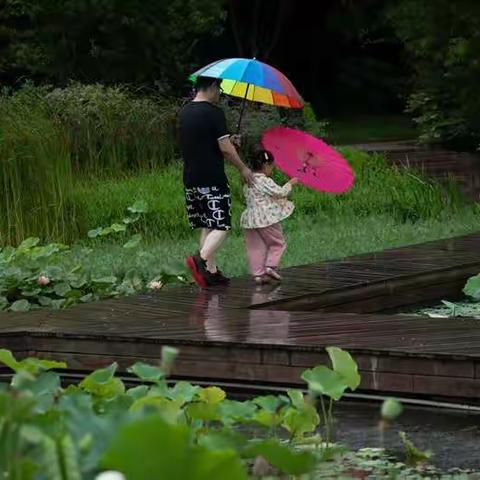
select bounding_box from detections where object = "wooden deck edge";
[5,334,479,400]
[2,328,480,360]
[252,262,480,312]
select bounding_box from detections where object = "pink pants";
[244,223,287,276]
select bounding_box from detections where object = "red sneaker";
[186,254,209,288]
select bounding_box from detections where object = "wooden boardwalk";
[1,233,480,400]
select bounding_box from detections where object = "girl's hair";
[250,148,274,172]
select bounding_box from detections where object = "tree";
[0,0,225,91]
[227,0,292,60]
[389,0,480,149]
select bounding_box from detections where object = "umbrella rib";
[232,79,242,97]
[239,59,254,85]
[196,58,227,76]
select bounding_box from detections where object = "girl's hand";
[288,178,299,186]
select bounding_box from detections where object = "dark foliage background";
[1,0,479,147]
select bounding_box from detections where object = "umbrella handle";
[236,83,251,134]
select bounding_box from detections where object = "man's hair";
[196,76,222,91]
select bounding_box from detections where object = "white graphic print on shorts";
[185,186,231,230]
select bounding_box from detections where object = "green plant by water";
[416,273,480,319]
[0,346,461,479]
[0,347,471,479]
[0,201,187,312]
[0,347,357,479]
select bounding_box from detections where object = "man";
[178,76,254,287]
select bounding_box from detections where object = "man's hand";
[230,134,242,148]
[241,166,255,185]
[218,136,253,184]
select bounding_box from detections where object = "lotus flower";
[37,275,50,286]
[148,280,163,290]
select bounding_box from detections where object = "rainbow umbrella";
[190,58,303,131]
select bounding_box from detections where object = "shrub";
[0,82,466,246]
[222,99,327,148]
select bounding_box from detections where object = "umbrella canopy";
[262,127,355,194]
[190,58,304,109]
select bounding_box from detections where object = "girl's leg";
[244,229,268,277]
[200,229,228,274]
[258,223,287,270]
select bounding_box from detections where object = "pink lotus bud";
[37,275,50,286]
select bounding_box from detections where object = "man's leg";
[199,229,218,273]
[200,229,228,273]
[200,185,231,275]
[186,186,230,287]
[185,188,212,288]
[199,228,211,249]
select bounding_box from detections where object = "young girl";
[240,148,297,284]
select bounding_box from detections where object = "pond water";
[335,400,480,470]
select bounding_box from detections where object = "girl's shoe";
[265,267,282,281]
[254,275,271,285]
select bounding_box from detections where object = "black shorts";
[185,185,231,231]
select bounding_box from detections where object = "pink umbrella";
[262,127,355,193]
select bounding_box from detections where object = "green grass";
[67,146,478,279]
[325,115,418,144]
[70,208,480,279]
[73,148,464,242]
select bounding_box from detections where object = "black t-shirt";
[178,101,229,188]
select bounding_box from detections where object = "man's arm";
[218,136,254,184]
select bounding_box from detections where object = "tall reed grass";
[0,83,180,244]
[46,83,178,174]
[0,93,75,245]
